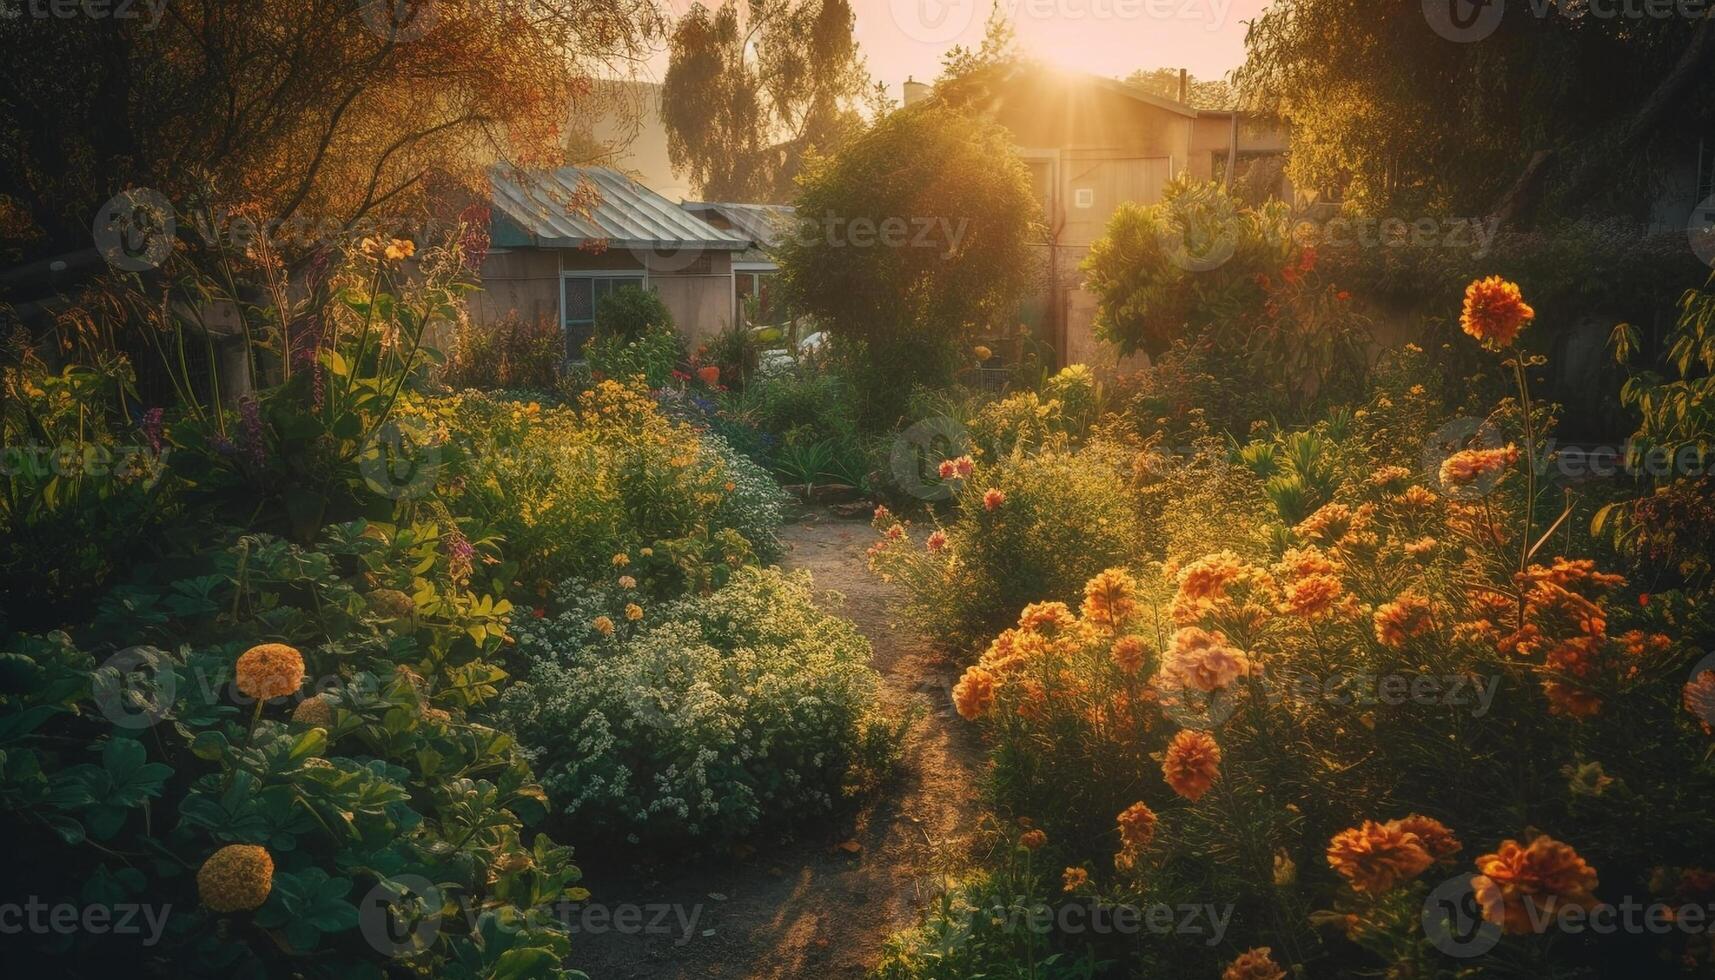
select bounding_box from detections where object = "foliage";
[1234,0,1714,219]
[593,285,674,344]
[440,310,562,390]
[497,566,899,845]
[661,0,878,201]
[1124,67,1233,110]
[0,349,173,630]
[867,443,1141,652]
[1082,178,1368,421]
[0,522,582,978]
[880,280,1715,978]
[0,0,655,268]
[776,102,1039,426]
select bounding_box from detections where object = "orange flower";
[1280,573,1343,617]
[235,643,305,700]
[1222,947,1286,980]
[1472,836,1599,934]
[1163,729,1221,801]
[1018,601,1077,634]
[1110,635,1147,673]
[1327,820,1433,895]
[592,615,615,636]
[1440,444,1520,488]
[1062,866,1089,892]
[1019,828,1047,850]
[1403,536,1438,557]
[1116,801,1158,848]
[291,695,333,727]
[197,844,274,912]
[1164,627,1249,692]
[983,488,1005,511]
[953,667,996,720]
[926,530,948,552]
[1374,592,1435,647]
[624,602,643,621]
[1684,669,1715,734]
[383,238,416,262]
[1081,567,1140,628]
[1392,814,1463,862]
[1461,276,1534,349]
[696,364,720,386]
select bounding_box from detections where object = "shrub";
[497,567,900,845]
[593,285,674,343]
[0,521,578,977]
[867,442,1142,651]
[440,309,562,390]
[585,326,683,389]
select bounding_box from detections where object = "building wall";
[471,246,736,355]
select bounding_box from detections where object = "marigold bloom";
[1296,502,1370,547]
[1222,947,1286,980]
[1018,601,1077,634]
[1082,567,1140,628]
[1062,866,1089,892]
[1163,729,1221,801]
[1116,801,1158,848]
[618,575,637,589]
[1440,444,1520,488]
[1374,592,1435,647]
[1327,820,1433,895]
[1396,485,1439,509]
[1164,627,1249,692]
[1281,573,1343,617]
[953,667,996,720]
[383,238,416,262]
[198,844,274,912]
[612,552,630,567]
[1392,814,1462,861]
[1019,829,1047,850]
[592,615,615,636]
[235,643,305,700]
[1472,836,1599,934]
[624,603,643,621]
[1111,635,1147,673]
[291,694,333,727]
[983,488,1005,511]
[1403,536,1438,557]
[926,530,948,552]
[697,365,720,386]
[1684,669,1715,734]
[1461,276,1534,348]
[1370,465,1413,487]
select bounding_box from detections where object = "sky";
[643,0,1272,96]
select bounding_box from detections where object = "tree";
[661,0,877,202]
[1124,68,1234,110]
[776,102,1037,424]
[939,2,1018,82]
[1234,0,1715,220]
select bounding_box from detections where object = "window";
[562,274,645,356]
[1074,188,1095,209]
[736,271,779,325]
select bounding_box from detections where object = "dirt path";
[571,510,987,980]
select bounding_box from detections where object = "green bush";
[497,567,899,845]
[593,285,673,343]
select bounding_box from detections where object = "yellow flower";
[612,553,630,567]
[384,238,416,262]
[624,603,643,621]
[235,643,305,700]
[291,695,333,727]
[197,844,274,912]
[592,616,615,636]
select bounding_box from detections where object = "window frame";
[559,270,649,358]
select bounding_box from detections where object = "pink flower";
[927,530,948,552]
[983,488,1005,511]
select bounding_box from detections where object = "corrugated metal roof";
[489,166,751,251]
[680,202,796,248]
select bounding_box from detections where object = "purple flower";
[238,395,266,467]
[139,407,164,453]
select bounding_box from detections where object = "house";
[473,166,754,354]
[678,201,795,327]
[909,66,1291,372]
